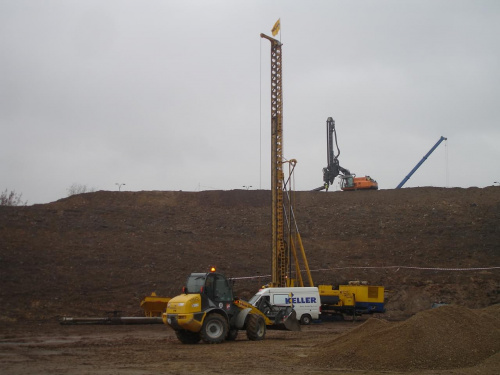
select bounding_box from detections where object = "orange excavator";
[313,117,378,192]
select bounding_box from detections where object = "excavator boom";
[314,117,351,191]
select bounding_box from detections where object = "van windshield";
[248,294,260,305]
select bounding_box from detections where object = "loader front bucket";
[282,309,301,331]
[269,308,301,331]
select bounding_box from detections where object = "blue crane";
[396,136,447,189]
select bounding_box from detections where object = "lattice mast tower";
[260,33,288,287]
[260,33,314,288]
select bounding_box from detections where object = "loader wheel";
[246,314,266,341]
[200,313,228,344]
[226,328,238,341]
[175,330,201,344]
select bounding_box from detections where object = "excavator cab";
[340,175,379,191]
[340,175,355,190]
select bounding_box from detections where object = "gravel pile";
[311,304,500,371]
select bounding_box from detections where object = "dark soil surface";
[0,187,499,374]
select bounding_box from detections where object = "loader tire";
[200,313,228,344]
[246,314,266,341]
[175,330,201,344]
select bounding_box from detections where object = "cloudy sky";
[1,1,499,204]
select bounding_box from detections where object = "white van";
[248,287,321,325]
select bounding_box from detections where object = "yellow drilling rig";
[260,33,384,318]
[260,33,313,289]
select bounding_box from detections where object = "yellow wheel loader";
[163,269,300,344]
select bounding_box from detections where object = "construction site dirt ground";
[1,187,499,373]
[1,310,499,375]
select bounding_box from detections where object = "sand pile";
[310,304,500,371]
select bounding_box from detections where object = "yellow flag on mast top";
[271,19,280,36]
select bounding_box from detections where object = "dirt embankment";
[0,187,499,322]
[0,187,499,375]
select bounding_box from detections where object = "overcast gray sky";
[1,1,499,204]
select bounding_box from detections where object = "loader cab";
[185,272,234,305]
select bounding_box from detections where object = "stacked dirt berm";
[308,304,500,371]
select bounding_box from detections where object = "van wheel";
[200,313,228,344]
[300,314,312,325]
[246,314,266,341]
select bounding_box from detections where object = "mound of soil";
[0,187,499,323]
[309,304,500,371]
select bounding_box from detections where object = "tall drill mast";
[260,33,287,287]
